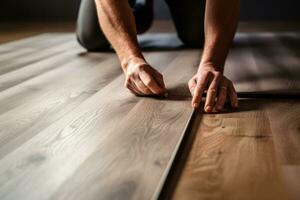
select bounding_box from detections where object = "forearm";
[201,0,240,71]
[95,0,143,70]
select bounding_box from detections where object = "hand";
[188,63,238,112]
[123,57,167,96]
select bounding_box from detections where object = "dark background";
[0,0,300,21]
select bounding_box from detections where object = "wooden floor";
[0,22,300,200]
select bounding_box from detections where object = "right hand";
[123,57,167,96]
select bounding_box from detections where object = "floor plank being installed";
[170,32,300,200]
[0,28,299,200]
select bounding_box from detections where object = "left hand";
[188,63,238,113]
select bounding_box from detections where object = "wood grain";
[172,31,300,200]
[0,30,299,200]
[0,34,198,200]
[266,101,300,200]
[172,100,289,200]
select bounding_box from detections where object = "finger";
[152,72,168,97]
[127,85,139,95]
[135,77,153,95]
[192,74,210,108]
[152,70,166,90]
[126,78,141,96]
[128,80,143,96]
[188,77,197,95]
[228,82,239,108]
[215,82,228,111]
[205,73,222,112]
[140,70,164,95]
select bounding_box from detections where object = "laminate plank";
[51,50,200,200]
[0,50,199,200]
[249,33,300,91]
[266,101,300,200]
[0,48,178,113]
[0,48,82,91]
[172,100,289,200]
[0,50,179,161]
[266,101,300,165]
[0,50,60,76]
[0,75,138,200]
[0,34,73,50]
[225,38,261,92]
[0,54,120,156]
[0,37,79,76]
[226,32,300,94]
[0,52,104,113]
[172,32,300,200]
[0,34,50,50]
[0,48,36,61]
[138,33,183,50]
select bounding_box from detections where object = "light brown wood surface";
[172,31,300,200]
[0,24,299,200]
[172,100,300,200]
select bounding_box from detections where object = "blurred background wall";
[0,0,300,21]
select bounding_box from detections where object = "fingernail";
[206,106,212,112]
[193,103,198,108]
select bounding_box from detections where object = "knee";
[136,16,153,34]
[76,28,110,52]
[177,29,205,48]
[134,2,154,34]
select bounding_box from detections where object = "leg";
[133,0,154,34]
[76,0,110,51]
[165,0,206,48]
[76,0,154,51]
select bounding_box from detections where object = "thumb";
[188,78,197,96]
[153,72,166,90]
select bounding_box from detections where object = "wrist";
[121,55,147,73]
[199,61,224,73]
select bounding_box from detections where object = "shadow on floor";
[232,32,300,84]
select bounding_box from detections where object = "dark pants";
[76,0,205,51]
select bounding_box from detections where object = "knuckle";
[145,89,151,94]
[196,83,205,90]
[203,70,210,76]
[157,73,163,78]
[214,72,222,81]
[155,90,162,95]
[215,71,222,76]
[209,88,217,94]
[157,74,163,81]
[137,64,148,71]
[214,72,222,79]
[127,72,134,78]
[144,78,153,87]
[125,82,130,88]
[125,79,131,86]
